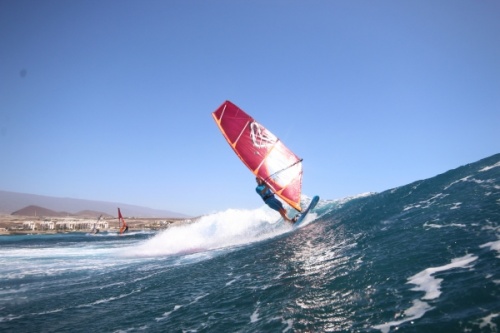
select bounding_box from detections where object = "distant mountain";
[11,206,113,218]
[0,190,190,218]
[12,205,69,217]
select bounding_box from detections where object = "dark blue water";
[1,154,499,332]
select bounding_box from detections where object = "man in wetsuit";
[255,177,298,223]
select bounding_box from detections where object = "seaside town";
[0,213,194,235]
[0,191,196,235]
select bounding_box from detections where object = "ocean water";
[1,153,499,333]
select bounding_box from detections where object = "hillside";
[12,205,69,217]
[0,190,190,218]
[10,205,113,218]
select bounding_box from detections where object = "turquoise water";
[1,154,499,332]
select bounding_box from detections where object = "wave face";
[0,153,499,333]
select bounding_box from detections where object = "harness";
[263,194,273,201]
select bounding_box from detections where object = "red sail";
[212,100,303,212]
[118,208,128,234]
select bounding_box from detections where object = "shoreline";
[0,214,199,236]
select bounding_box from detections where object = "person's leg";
[267,198,293,223]
[279,208,293,223]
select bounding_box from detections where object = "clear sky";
[1,1,499,216]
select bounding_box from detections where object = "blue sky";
[1,1,499,216]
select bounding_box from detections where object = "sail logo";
[249,121,276,148]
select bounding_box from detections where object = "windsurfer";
[118,208,129,234]
[256,177,298,223]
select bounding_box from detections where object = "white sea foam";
[155,305,182,321]
[323,192,375,209]
[0,314,24,323]
[373,299,434,333]
[404,193,447,211]
[444,175,496,191]
[77,290,139,308]
[480,161,500,172]
[250,302,260,323]
[225,277,239,286]
[408,253,477,300]
[423,222,466,229]
[155,293,208,321]
[480,240,500,258]
[374,254,478,333]
[127,206,292,257]
[0,241,129,280]
[478,313,499,331]
[444,176,472,190]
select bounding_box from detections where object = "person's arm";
[262,182,272,195]
[258,184,267,195]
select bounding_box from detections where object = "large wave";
[127,206,295,257]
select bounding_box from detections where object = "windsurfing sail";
[212,100,303,212]
[118,208,128,234]
[91,215,102,234]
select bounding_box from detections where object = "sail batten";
[212,101,303,212]
[232,120,250,149]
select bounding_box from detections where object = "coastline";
[0,214,198,236]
